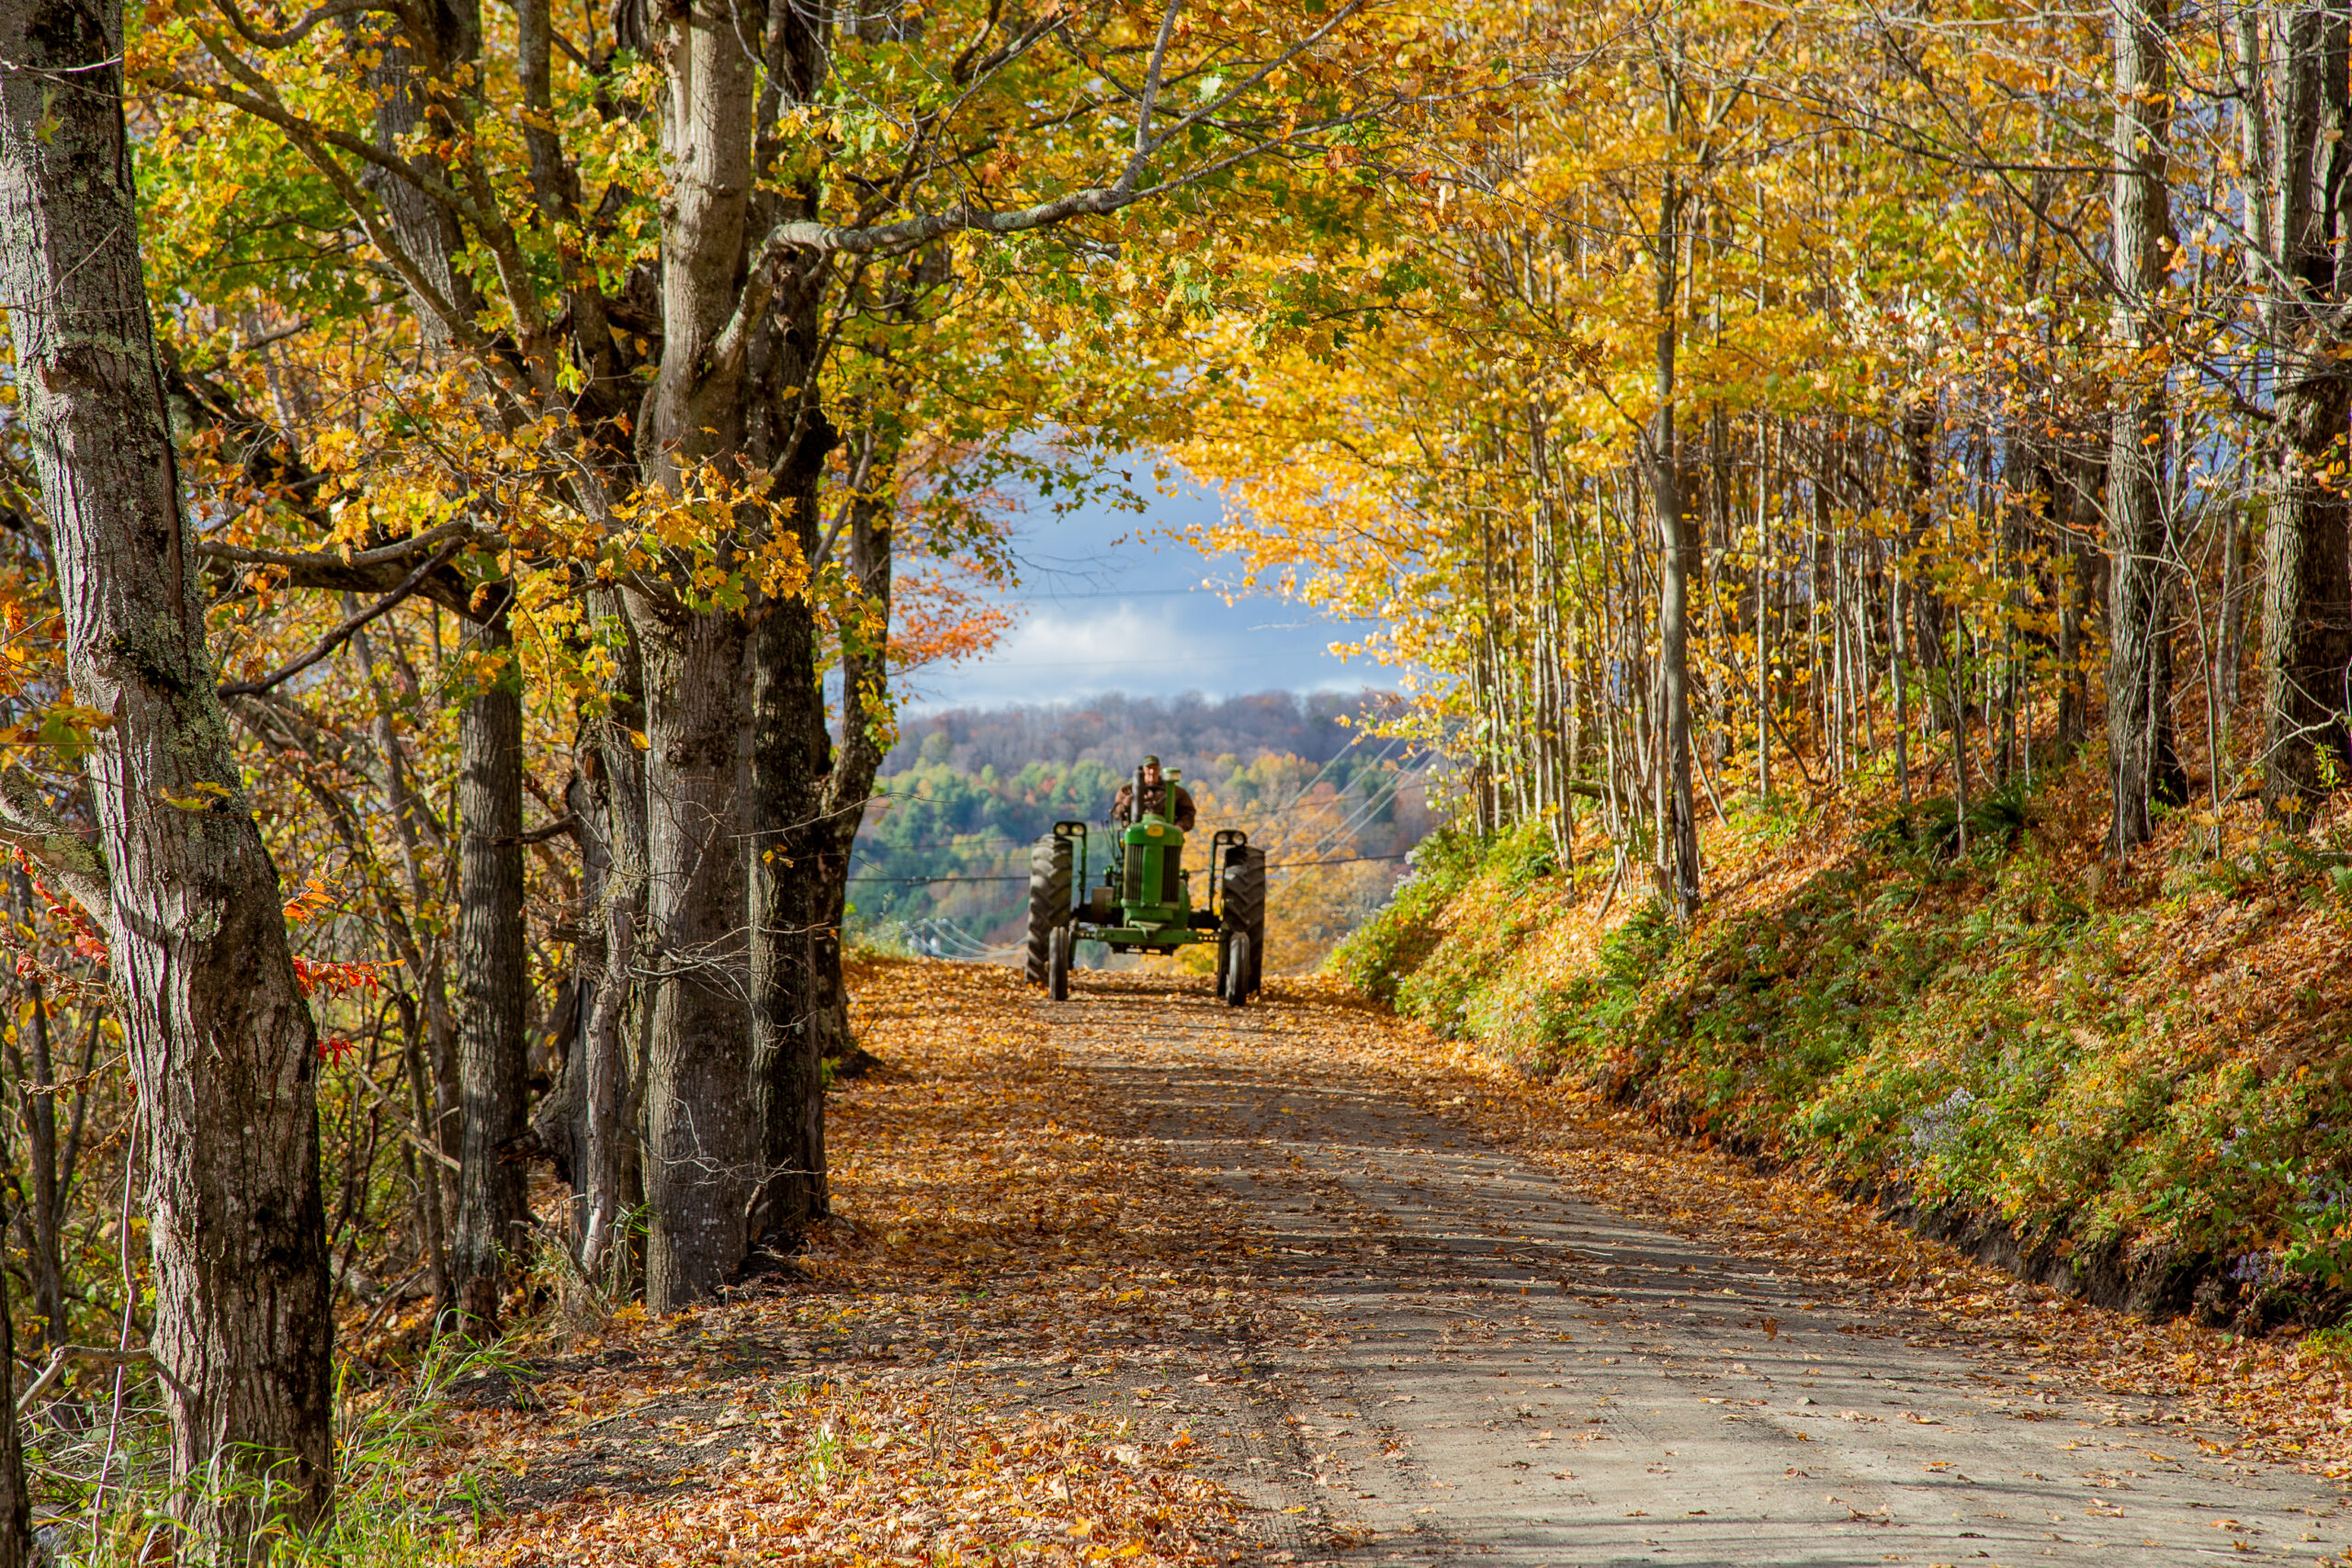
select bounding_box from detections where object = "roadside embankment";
[1335,758,2352,1341]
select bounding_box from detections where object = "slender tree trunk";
[2257,0,2352,821]
[1648,169,1701,921]
[0,1179,27,1568]
[745,0,842,1257]
[2220,499,2245,739]
[450,593,528,1327]
[349,620,456,1300]
[7,873,72,1353]
[808,430,899,1057]
[746,353,836,1254]
[0,976,32,1567]
[0,0,335,1541]
[1755,422,1773,802]
[747,362,842,1250]
[528,761,597,1238]
[748,586,831,1247]
[2107,0,2187,856]
[2055,440,2109,753]
[1901,397,1941,823]
[577,590,649,1287]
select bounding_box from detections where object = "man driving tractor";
[1111,755,1196,831]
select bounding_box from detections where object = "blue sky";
[901,470,1395,712]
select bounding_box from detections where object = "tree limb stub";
[15,1344,153,1418]
[0,768,111,931]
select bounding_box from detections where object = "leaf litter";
[416,955,2352,1566]
[436,956,1303,1565]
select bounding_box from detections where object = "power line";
[1280,765,1430,868]
[846,852,1408,885]
[851,873,1033,885]
[1246,734,1414,861]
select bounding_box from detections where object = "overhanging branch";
[217,541,467,698]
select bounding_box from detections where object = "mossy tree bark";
[0,0,335,1545]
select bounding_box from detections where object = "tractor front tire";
[1222,844,1267,997]
[1221,931,1251,1007]
[1027,834,1072,987]
[1048,924,1072,1001]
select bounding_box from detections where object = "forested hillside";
[882,690,1369,775]
[2,0,2349,1553]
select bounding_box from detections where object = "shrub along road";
[461,959,2352,1566]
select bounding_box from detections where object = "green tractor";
[1025,765,1266,1005]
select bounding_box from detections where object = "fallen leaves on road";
[401,953,2352,1567]
[429,957,1261,1566]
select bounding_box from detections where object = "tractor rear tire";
[1221,931,1250,1007]
[1027,834,1071,987]
[1222,844,1266,997]
[1048,924,1071,1001]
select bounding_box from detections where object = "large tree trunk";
[450,593,529,1327]
[0,0,335,1544]
[2106,0,2187,856]
[617,0,780,1310]
[2257,0,2352,821]
[629,607,752,1310]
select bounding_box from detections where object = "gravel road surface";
[1046,976,2349,1568]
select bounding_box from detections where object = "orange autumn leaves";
[438,958,1255,1567]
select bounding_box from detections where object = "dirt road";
[1046,973,2351,1568]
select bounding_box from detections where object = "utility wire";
[847,852,1408,885]
[1276,766,1430,870]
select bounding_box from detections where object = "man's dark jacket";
[1112,780,1197,831]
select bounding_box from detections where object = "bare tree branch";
[217,540,467,698]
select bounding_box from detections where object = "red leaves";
[290,954,383,998]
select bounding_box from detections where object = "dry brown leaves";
[422,958,1260,1567]
[408,949,2352,1568]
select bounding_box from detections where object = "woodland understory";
[0,0,2349,1558]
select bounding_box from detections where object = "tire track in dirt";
[1049,971,2352,1568]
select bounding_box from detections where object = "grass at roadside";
[1340,752,2352,1338]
